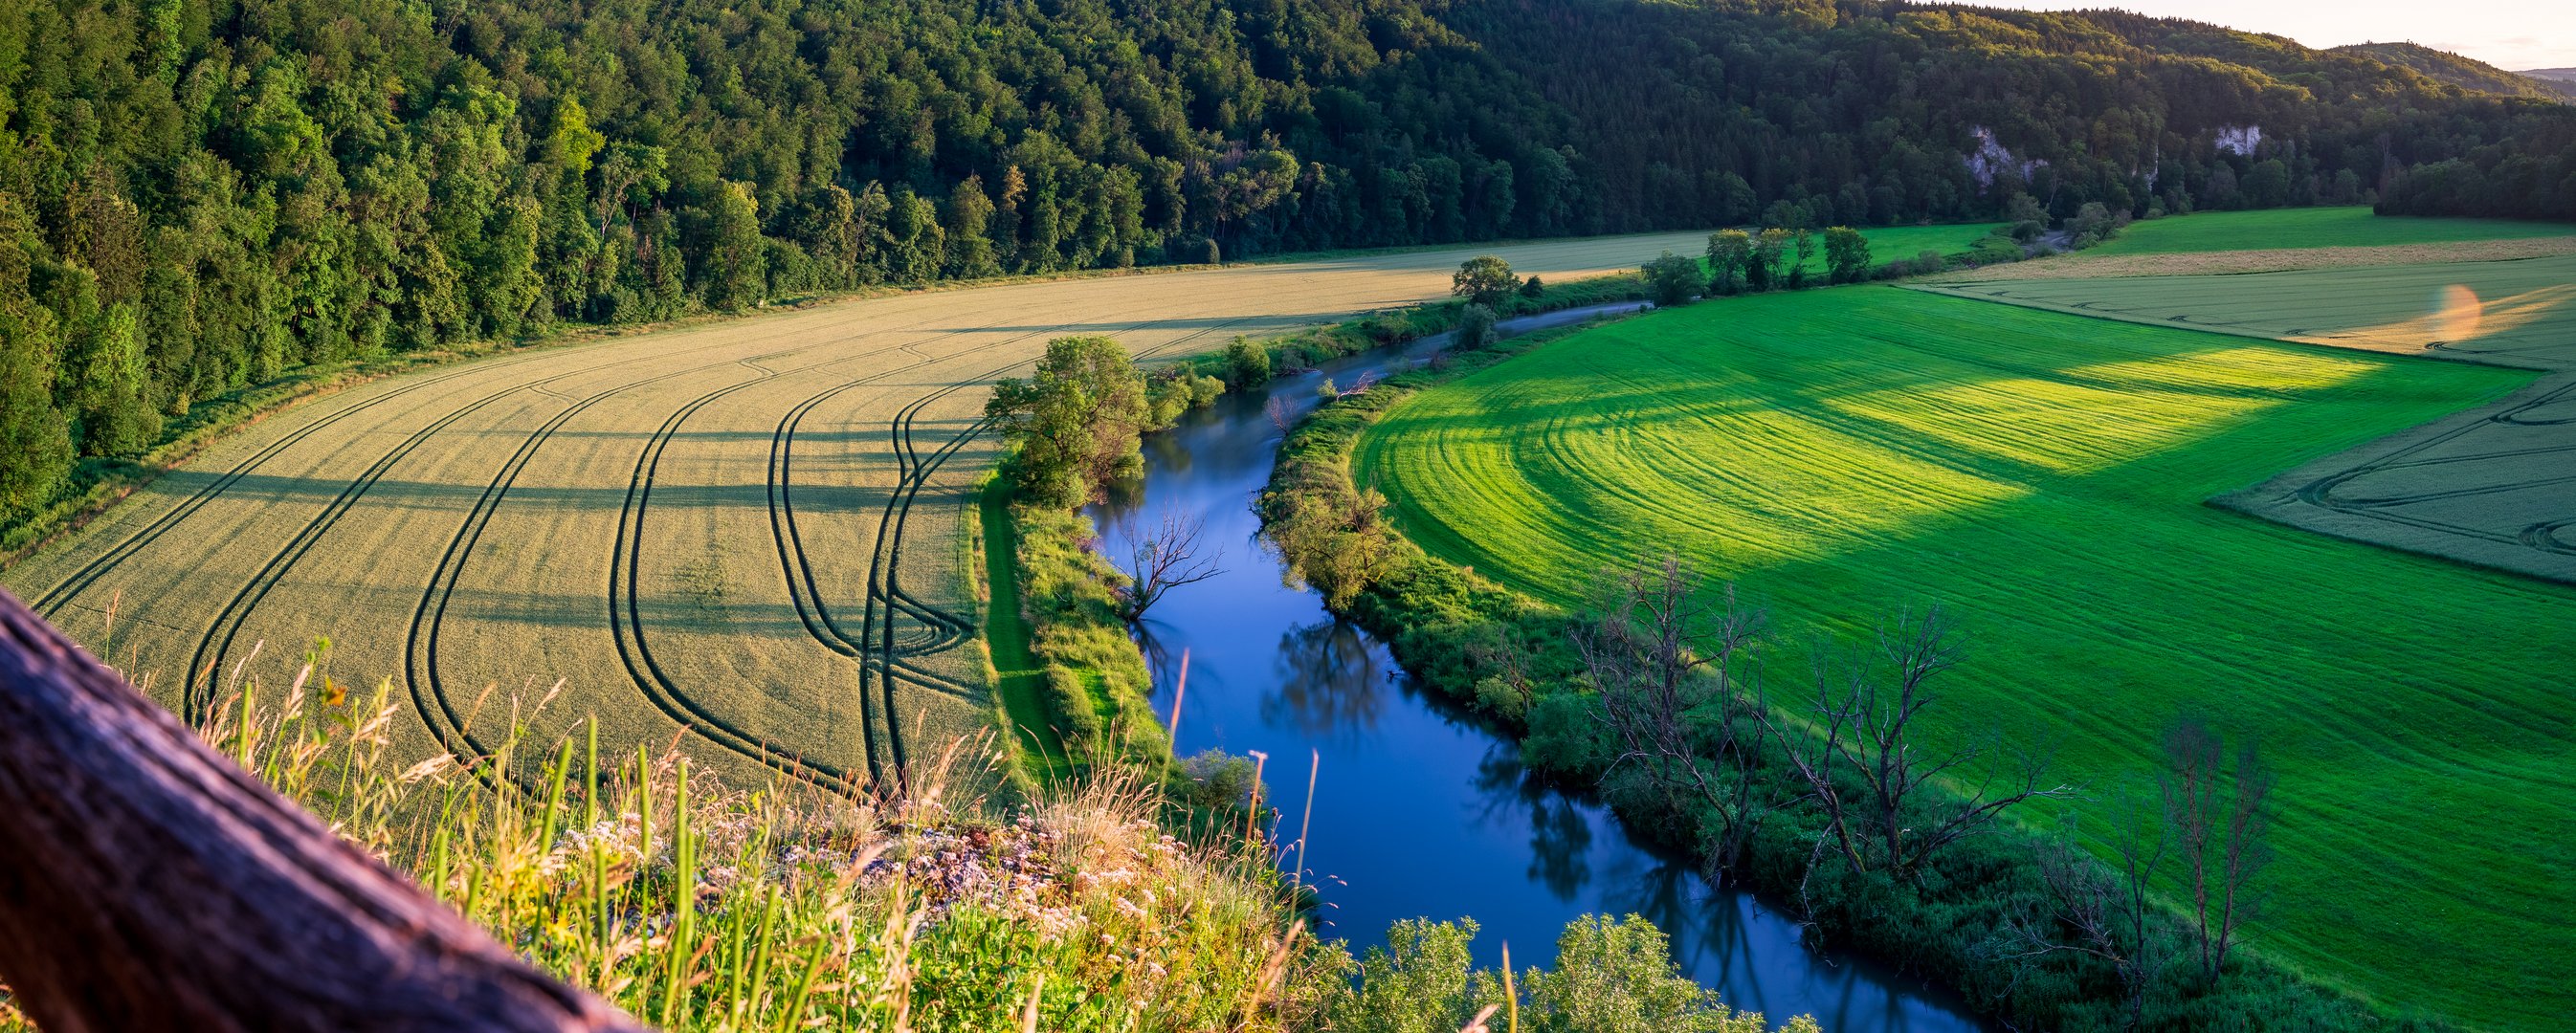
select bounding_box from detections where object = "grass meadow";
[1351,285,2576,1029]
[2088,206,2574,254]
[1819,221,2006,272]
[1916,253,2576,365]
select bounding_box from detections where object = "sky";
[1966,1,2576,71]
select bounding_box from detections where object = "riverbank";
[1254,292,2470,1031]
[975,274,1666,791]
[974,268,2010,1024]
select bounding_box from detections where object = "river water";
[1087,306,1984,1031]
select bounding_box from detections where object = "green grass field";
[1353,285,2576,1029]
[1830,222,2007,271]
[1917,253,2576,366]
[2089,206,2572,254]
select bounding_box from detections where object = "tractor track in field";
[166,302,965,776]
[404,300,1049,789]
[185,332,846,729]
[185,358,654,721]
[839,313,1279,789]
[30,351,558,621]
[404,342,835,777]
[617,321,1077,789]
[2290,375,2576,559]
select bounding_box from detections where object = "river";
[1087,305,1985,1031]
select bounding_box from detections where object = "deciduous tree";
[986,336,1150,507]
[1452,255,1518,306]
[1822,227,1871,284]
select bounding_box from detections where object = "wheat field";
[1,231,1710,792]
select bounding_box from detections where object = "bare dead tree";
[1764,606,2070,880]
[1996,783,2169,1027]
[1114,510,1224,621]
[2163,716,2273,983]
[1344,369,1381,395]
[1266,395,1294,434]
[1574,557,1782,877]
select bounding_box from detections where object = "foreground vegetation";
[0,648,1827,1031]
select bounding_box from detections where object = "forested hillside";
[2333,42,2576,103]
[1,0,2571,526]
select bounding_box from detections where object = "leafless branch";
[1114,510,1225,621]
[1763,605,2069,880]
[1575,557,1784,879]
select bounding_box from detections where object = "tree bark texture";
[0,589,644,1032]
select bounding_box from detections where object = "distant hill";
[2334,42,2576,101]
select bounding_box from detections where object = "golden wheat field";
[0,231,1710,790]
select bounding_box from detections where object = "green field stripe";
[2086,206,2575,255]
[1354,283,2576,1030]
[978,480,1070,780]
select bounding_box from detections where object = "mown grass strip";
[978,477,1071,782]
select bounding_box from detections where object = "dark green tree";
[68,303,161,455]
[1452,255,1518,306]
[700,182,768,314]
[945,175,1001,279]
[0,310,72,519]
[1822,227,1872,284]
[1642,252,1703,307]
[986,337,1150,507]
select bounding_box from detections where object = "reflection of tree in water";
[1263,618,1386,738]
[1469,745,1592,901]
[1583,823,1942,1032]
[1134,620,1179,707]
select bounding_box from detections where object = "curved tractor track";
[2283,376,2576,563]
[0,230,1714,791]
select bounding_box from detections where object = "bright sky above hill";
[1969,1,2575,71]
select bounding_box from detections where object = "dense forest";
[0,0,2570,521]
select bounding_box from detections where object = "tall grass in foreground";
[0,659,1336,1031]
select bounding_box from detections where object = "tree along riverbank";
[1252,286,2470,1031]
[972,272,1856,1028]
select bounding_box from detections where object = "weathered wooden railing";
[0,589,644,1032]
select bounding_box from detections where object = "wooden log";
[0,589,645,1032]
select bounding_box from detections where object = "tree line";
[2,0,2570,524]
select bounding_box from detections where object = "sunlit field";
[2085,206,2574,255]
[1354,285,2576,1029]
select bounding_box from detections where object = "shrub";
[1323,915,1811,1033]
[1225,336,1273,389]
[1641,252,1704,306]
[1970,232,2027,265]
[1453,303,1497,351]
[1176,749,1262,809]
